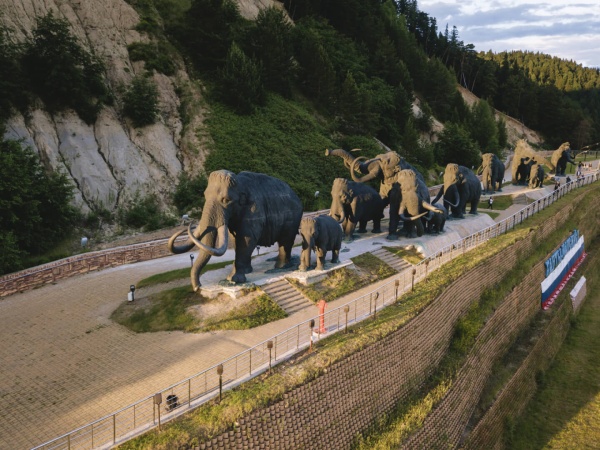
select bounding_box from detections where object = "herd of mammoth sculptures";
[168,141,577,291]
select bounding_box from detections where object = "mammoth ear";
[239,192,249,206]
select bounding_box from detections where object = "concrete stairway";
[369,248,412,273]
[261,279,313,315]
[513,193,530,205]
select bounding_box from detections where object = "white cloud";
[417,0,600,68]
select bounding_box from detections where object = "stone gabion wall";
[189,197,581,449]
[0,239,174,297]
[463,299,571,449]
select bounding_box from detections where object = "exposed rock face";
[0,0,206,213]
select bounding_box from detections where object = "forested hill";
[0,0,598,276]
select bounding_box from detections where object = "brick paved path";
[0,211,506,449]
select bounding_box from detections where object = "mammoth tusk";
[400,210,429,221]
[188,223,229,257]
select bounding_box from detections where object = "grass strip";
[135,260,233,289]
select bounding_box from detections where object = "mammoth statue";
[511,140,554,183]
[516,157,534,186]
[299,215,343,271]
[551,142,576,176]
[396,169,443,237]
[529,163,545,189]
[329,178,385,240]
[424,203,447,234]
[432,164,481,219]
[479,153,505,193]
[168,170,303,291]
[325,148,425,236]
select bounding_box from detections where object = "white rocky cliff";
[0,0,212,213]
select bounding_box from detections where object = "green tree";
[435,122,481,169]
[0,25,29,124]
[468,99,500,155]
[218,42,265,113]
[23,12,109,123]
[177,0,242,73]
[0,137,77,273]
[249,7,295,96]
[172,172,208,215]
[123,75,160,127]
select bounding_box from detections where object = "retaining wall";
[187,187,594,449]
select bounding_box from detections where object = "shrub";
[23,12,109,123]
[127,41,177,75]
[172,172,208,215]
[123,75,160,127]
[117,194,176,231]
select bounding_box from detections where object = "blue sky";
[417,0,600,68]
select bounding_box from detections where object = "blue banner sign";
[541,230,585,310]
[545,229,579,277]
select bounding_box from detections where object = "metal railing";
[32,171,599,450]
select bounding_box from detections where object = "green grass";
[384,246,423,264]
[508,236,600,449]
[111,285,201,333]
[201,294,287,331]
[117,184,600,449]
[290,253,396,303]
[478,194,513,210]
[135,260,233,289]
[479,210,500,219]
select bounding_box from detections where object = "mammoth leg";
[276,228,297,269]
[229,235,255,283]
[331,248,340,264]
[357,218,368,233]
[388,188,401,235]
[372,216,382,233]
[315,248,325,270]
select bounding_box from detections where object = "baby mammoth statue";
[299,215,343,271]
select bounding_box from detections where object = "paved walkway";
[0,168,595,449]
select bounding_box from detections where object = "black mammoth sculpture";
[325,148,425,236]
[168,170,303,291]
[396,169,444,237]
[424,202,447,234]
[529,163,545,188]
[551,142,576,176]
[329,178,384,240]
[516,157,534,186]
[299,215,343,271]
[432,164,481,219]
[479,153,505,193]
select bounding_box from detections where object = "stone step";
[261,279,313,315]
[370,248,412,273]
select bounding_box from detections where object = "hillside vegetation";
[1,0,598,275]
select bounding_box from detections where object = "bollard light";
[267,341,274,374]
[344,305,350,333]
[190,254,194,267]
[309,319,315,352]
[217,364,224,402]
[81,236,88,248]
[129,285,136,302]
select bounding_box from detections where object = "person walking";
[488,196,494,209]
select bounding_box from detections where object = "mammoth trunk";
[188,215,229,292]
[443,183,460,208]
[325,148,356,169]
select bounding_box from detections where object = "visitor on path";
[554,180,560,191]
[488,196,494,209]
[566,176,571,184]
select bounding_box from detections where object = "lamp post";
[129,285,136,302]
[309,319,315,352]
[267,341,273,374]
[217,364,224,402]
[344,305,350,333]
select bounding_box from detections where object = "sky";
[416,0,600,69]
